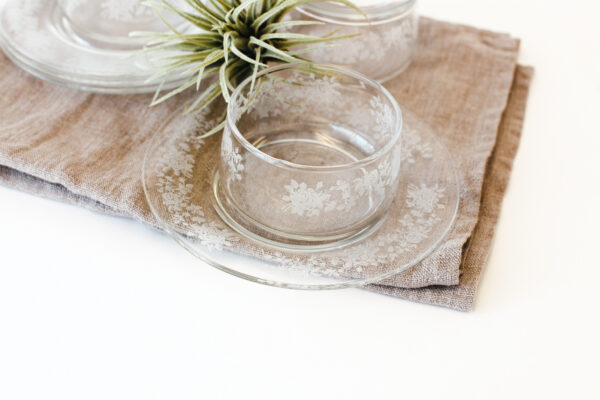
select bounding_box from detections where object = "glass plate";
[142,107,460,289]
[0,0,188,93]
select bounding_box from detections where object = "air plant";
[138,0,365,137]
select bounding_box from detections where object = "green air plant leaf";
[139,0,366,137]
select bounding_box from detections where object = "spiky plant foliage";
[140,0,364,137]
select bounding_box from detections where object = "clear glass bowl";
[291,0,418,82]
[213,64,403,250]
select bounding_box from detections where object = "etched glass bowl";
[213,64,403,250]
[291,0,418,81]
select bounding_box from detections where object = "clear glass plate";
[142,107,460,289]
[0,0,188,93]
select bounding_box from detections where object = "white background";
[1,1,599,399]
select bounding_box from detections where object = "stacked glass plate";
[0,0,188,93]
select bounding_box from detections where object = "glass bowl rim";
[297,0,416,26]
[226,63,403,172]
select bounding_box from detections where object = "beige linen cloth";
[0,17,533,311]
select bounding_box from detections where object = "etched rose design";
[222,134,244,181]
[100,0,153,21]
[282,180,334,217]
[406,184,445,213]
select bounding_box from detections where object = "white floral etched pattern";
[402,128,433,163]
[263,181,447,277]
[279,152,401,218]
[100,0,153,21]
[316,20,417,65]
[282,181,335,217]
[237,72,396,146]
[154,112,239,251]
[221,132,245,181]
[293,10,418,80]
[244,73,345,120]
[369,96,396,142]
[406,184,445,214]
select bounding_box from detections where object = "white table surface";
[1,1,599,399]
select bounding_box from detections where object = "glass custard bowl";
[213,64,403,251]
[291,0,418,82]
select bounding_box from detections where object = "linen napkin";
[0,17,533,311]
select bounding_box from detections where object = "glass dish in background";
[291,0,418,82]
[57,0,185,50]
[213,63,403,251]
[0,0,189,92]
